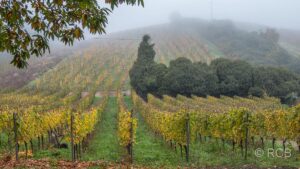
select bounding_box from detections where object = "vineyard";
[133,92,299,162]
[0,25,300,168]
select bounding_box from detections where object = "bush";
[248,87,265,97]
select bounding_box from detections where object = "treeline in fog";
[130,35,300,105]
[170,19,300,73]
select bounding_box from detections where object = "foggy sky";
[102,0,300,34]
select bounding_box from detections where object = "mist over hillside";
[0,45,76,89]
[1,18,300,90]
[1,1,300,168]
[92,18,300,72]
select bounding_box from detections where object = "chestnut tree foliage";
[0,0,144,68]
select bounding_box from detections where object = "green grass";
[189,139,300,168]
[0,133,71,160]
[33,147,70,160]
[83,97,122,161]
[124,96,185,168]
[92,96,102,105]
[123,96,300,168]
[1,96,299,168]
[0,133,9,153]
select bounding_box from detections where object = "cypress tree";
[129,35,157,100]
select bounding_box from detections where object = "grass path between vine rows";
[123,96,185,168]
[123,96,300,168]
[83,97,122,162]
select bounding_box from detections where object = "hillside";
[80,18,300,73]
[2,19,300,90]
[23,18,300,94]
[278,29,300,58]
[0,19,299,169]
[0,45,77,90]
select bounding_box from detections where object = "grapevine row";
[132,91,300,160]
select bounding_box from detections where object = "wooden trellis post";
[13,112,19,161]
[244,112,249,160]
[185,113,190,162]
[129,110,134,163]
[70,112,75,162]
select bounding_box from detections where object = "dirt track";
[0,157,298,169]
